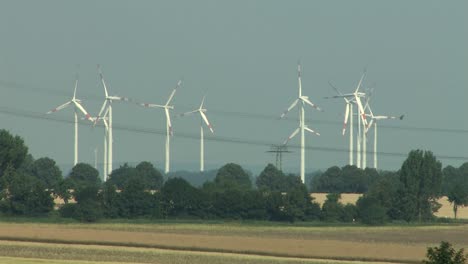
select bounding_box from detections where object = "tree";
[447,184,468,219]
[320,193,344,222]
[118,177,155,218]
[135,161,164,190]
[214,163,251,190]
[161,178,204,218]
[0,130,28,177]
[356,195,388,225]
[107,163,137,188]
[256,164,284,191]
[29,157,63,189]
[68,163,100,188]
[423,241,467,264]
[398,150,442,221]
[70,185,103,222]
[0,166,53,216]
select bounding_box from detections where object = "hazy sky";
[0,1,467,175]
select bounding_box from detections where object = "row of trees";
[0,129,467,224]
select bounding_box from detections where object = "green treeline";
[0,129,467,224]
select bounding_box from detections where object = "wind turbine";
[139,80,181,174]
[95,65,131,177]
[179,96,214,172]
[47,75,92,166]
[88,112,110,182]
[281,63,322,183]
[365,104,404,169]
[326,71,368,168]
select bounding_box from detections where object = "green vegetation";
[0,129,467,225]
[423,241,467,264]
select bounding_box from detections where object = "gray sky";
[0,0,467,175]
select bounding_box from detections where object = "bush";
[423,241,467,264]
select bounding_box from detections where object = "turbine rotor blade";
[47,101,72,114]
[354,70,367,93]
[343,103,350,136]
[73,101,92,120]
[304,126,320,136]
[200,111,214,133]
[165,80,181,105]
[98,65,109,98]
[280,99,299,118]
[328,81,344,96]
[283,127,300,145]
[301,96,322,112]
[95,100,109,125]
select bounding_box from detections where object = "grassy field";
[0,222,466,263]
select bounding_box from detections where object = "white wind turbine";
[47,76,92,166]
[139,80,181,174]
[365,104,404,169]
[281,63,322,183]
[95,66,131,177]
[326,72,367,168]
[179,96,214,172]
[88,112,110,182]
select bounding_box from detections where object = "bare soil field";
[0,222,466,263]
[311,193,468,219]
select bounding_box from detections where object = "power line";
[0,105,467,162]
[2,80,468,135]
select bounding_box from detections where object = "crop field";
[0,240,402,264]
[311,193,468,219]
[0,222,466,264]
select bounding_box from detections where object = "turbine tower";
[326,71,367,167]
[179,96,214,172]
[139,80,181,174]
[280,63,322,183]
[95,65,131,177]
[89,112,110,182]
[47,75,92,166]
[365,105,404,169]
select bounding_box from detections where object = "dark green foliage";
[443,163,468,219]
[135,161,164,189]
[161,178,204,218]
[399,150,442,221]
[423,241,467,264]
[214,163,252,190]
[108,162,164,190]
[0,130,28,177]
[256,164,285,191]
[53,178,73,204]
[98,183,119,218]
[107,163,137,188]
[68,163,101,189]
[311,165,380,193]
[118,177,155,218]
[448,184,468,219]
[356,195,387,225]
[66,185,103,222]
[320,193,344,222]
[0,166,53,216]
[29,157,63,189]
[265,183,317,222]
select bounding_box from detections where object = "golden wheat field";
[311,193,468,219]
[0,222,466,264]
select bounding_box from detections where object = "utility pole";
[266,145,292,171]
